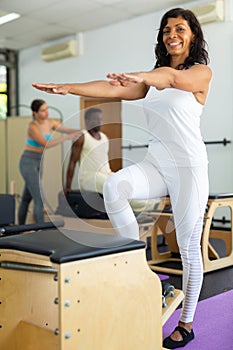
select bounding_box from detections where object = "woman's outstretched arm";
[32,78,149,101]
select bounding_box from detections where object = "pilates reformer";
[144,193,233,275]
[0,228,183,350]
[55,189,155,240]
[0,193,65,237]
[0,220,64,237]
[0,220,65,237]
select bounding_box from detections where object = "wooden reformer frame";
[146,194,233,275]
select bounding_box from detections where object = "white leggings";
[103,159,209,323]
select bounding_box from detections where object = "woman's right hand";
[32,83,70,95]
[107,73,144,87]
[66,131,83,142]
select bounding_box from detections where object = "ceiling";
[0,0,203,51]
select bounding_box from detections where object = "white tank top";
[79,130,112,180]
[143,87,208,167]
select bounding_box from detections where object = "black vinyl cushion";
[163,193,233,200]
[0,220,64,235]
[208,193,233,199]
[56,190,108,219]
[0,229,145,264]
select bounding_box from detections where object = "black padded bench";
[208,193,233,199]
[0,228,145,263]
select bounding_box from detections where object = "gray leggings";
[18,150,44,224]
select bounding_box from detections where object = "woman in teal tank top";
[18,99,81,224]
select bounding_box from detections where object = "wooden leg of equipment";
[0,229,183,350]
[146,194,233,275]
[146,212,182,275]
[202,195,233,273]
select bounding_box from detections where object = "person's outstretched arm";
[28,121,81,149]
[65,135,84,193]
[32,65,211,102]
[32,78,149,101]
[107,65,212,104]
[48,118,80,134]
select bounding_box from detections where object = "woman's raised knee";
[103,173,133,202]
[103,174,117,201]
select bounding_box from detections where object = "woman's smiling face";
[163,16,195,61]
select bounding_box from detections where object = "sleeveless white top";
[143,87,208,167]
[79,130,112,182]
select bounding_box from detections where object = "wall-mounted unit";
[41,39,77,62]
[190,0,225,24]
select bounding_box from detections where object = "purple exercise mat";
[158,273,169,281]
[163,289,233,350]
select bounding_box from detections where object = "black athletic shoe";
[163,325,195,349]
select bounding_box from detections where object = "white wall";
[19,1,233,200]
[201,20,233,193]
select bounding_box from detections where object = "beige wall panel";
[6,116,62,218]
[6,116,31,195]
[0,120,6,192]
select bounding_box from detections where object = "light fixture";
[0,12,20,26]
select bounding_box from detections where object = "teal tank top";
[26,134,52,148]
[26,120,52,148]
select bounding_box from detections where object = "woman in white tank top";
[33,7,212,349]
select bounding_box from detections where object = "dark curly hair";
[154,8,209,69]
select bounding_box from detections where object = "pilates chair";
[0,194,15,227]
[0,228,184,350]
[146,193,233,275]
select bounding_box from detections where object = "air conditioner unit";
[41,39,77,62]
[190,0,224,24]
